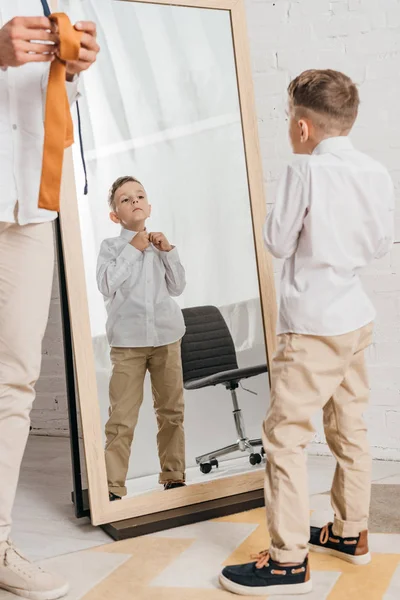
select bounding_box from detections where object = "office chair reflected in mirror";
[181,305,268,474]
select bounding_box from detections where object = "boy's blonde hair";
[288,69,359,133]
[108,176,144,211]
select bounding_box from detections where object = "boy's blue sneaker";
[164,482,186,490]
[108,492,121,502]
[309,523,371,565]
[219,551,312,596]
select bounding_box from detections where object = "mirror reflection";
[72,0,270,501]
[98,177,188,498]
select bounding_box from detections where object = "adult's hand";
[0,17,58,68]
[65,21,99,80]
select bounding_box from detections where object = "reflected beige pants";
[263,323,373,563]
[0,221,54,542]
[105,341,186,496]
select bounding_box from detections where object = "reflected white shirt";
[0,0,80,225]
[97,228,186,347]
[264,137,394,336]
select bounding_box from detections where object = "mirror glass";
[69,0,270,501]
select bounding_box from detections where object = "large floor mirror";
[60,0,277,527]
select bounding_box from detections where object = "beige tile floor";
[11,436,111,561]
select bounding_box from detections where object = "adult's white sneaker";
[0,540,69,600]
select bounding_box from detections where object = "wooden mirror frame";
[59,0,277,526]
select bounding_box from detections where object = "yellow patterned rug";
[81,484,400,600]
[78,505,400,600]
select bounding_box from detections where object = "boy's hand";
[0,17,58,67]
[130,231,150,252]
[149,232,173,252]
[64,21,100,80]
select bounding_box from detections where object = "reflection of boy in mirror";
[220,70,394,596]
[97,176,187,501]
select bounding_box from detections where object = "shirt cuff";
[161,246,180,263]
[66,75,82,105]
[120,243,142,263]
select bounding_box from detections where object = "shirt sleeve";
[97,240,142,298]
[65,75,82,105]
[161,247,186,297]
[263,164,310,259]
[375,179,395,260]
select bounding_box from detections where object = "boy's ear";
[299,118,310,143]
[148,204,152,217]
[110,211,120,224]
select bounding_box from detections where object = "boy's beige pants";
[105,341,186,497]
[0,221,54,542]
[263,323,373,564]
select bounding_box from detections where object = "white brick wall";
[246,0,400,459]
[32,253,69,436]
[33,0,400,459]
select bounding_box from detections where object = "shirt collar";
[120,228,145,240]
[312,136,354,155]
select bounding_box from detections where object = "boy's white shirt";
[97,228,186,348]
[264,136,395,336]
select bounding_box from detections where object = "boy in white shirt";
[97,176,187,500]
[220,69,394,596]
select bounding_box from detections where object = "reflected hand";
[64,21,100,80]
[130,231,150,252]
[149,232,173,252]
[0,17,58,68]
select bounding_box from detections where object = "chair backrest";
[181,306,238,384]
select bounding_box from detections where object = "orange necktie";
[38,13,82,212]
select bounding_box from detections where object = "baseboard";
[29,429,70,438]
[309,442,400,462]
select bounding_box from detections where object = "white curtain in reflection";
[61,0,263,349]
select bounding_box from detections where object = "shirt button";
[12,124,17,130]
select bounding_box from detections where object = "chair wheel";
[249,453,262,466]
[210,459,219,469]
[200,463,212,474]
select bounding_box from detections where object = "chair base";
[195,437,264,467]
[195,388,265,472]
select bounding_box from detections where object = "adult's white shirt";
[264,136,395,336]
[0,0,80,225]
